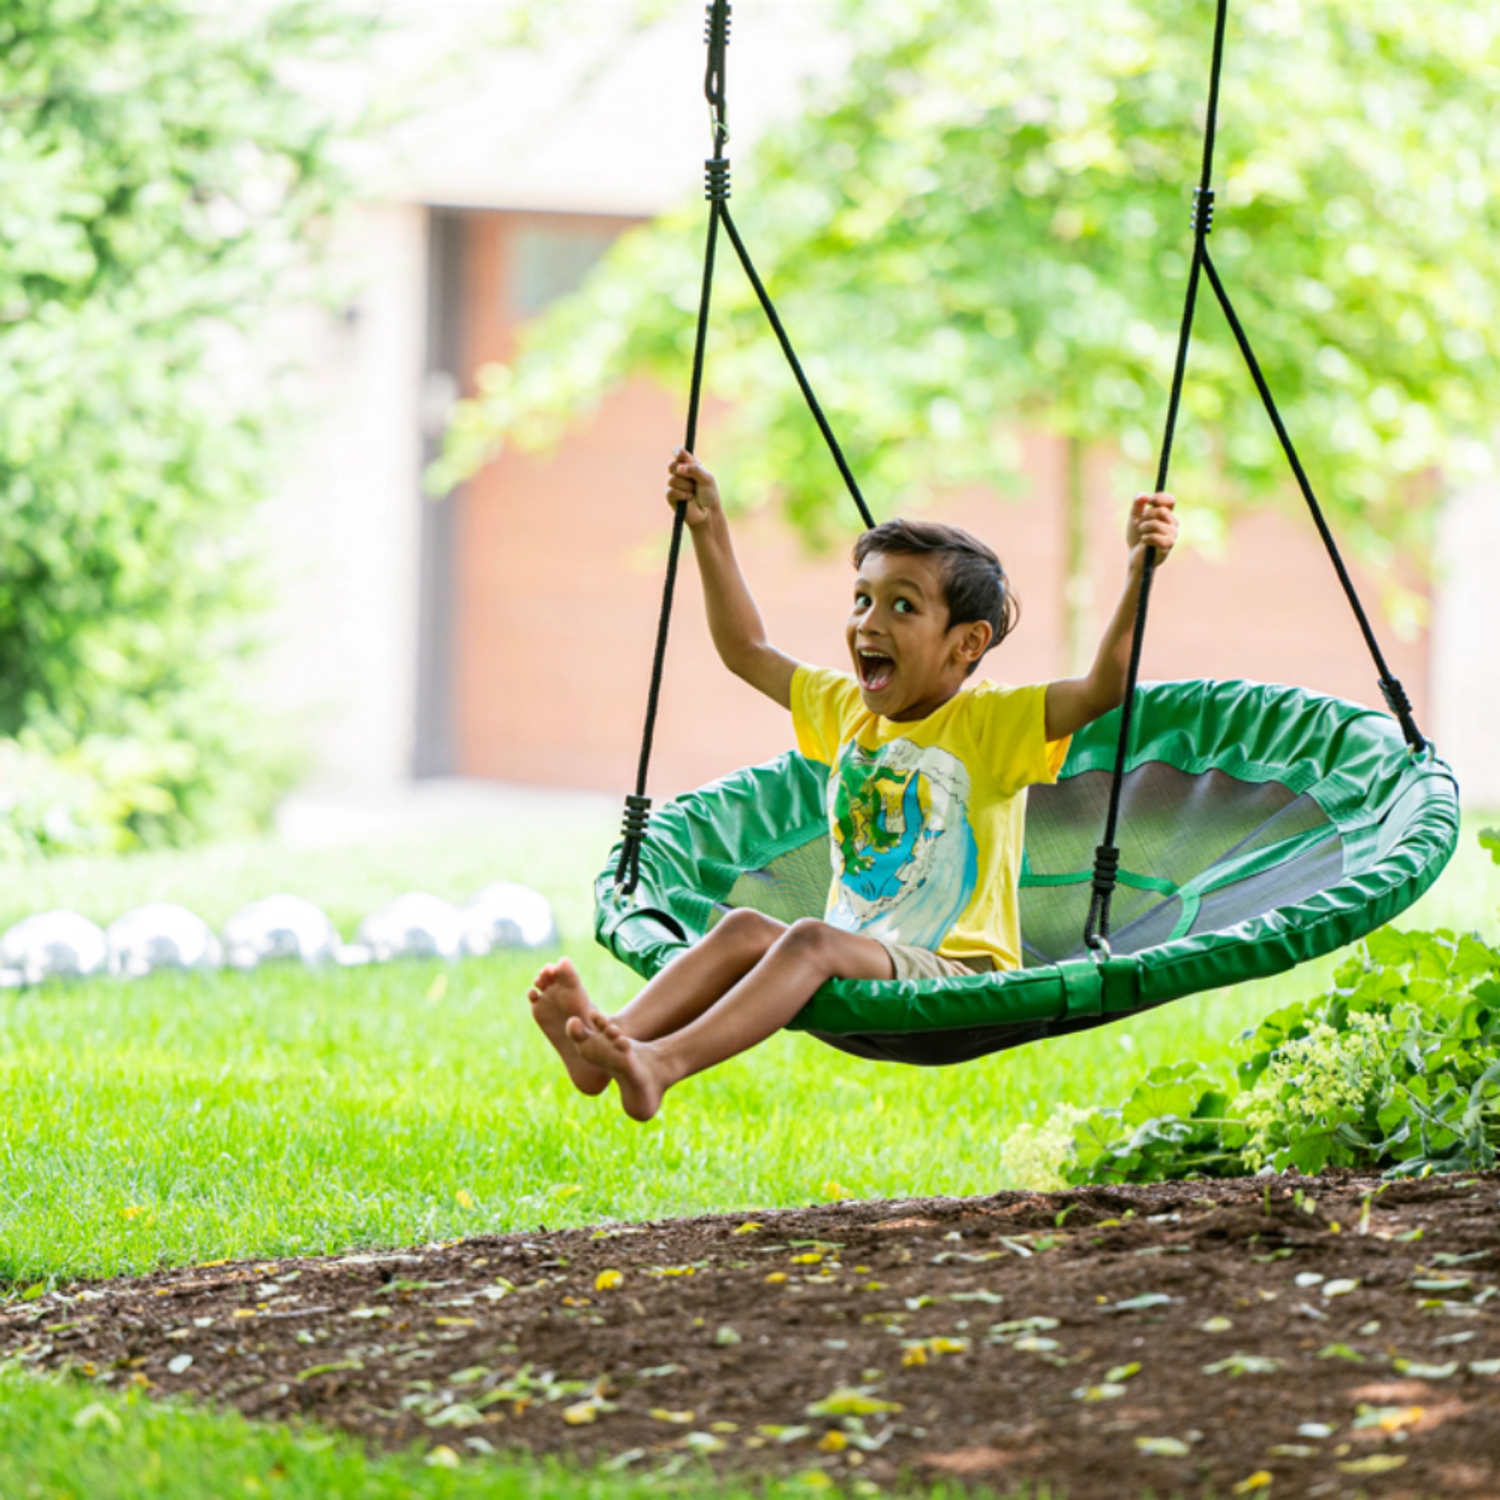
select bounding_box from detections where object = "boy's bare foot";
[528,960,608,1096]
[566,1011,668,1122]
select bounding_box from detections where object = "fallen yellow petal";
[765,1272,789,1284]
[1232,1473,1273,1494]
[817,1429,849,1452]
[595,1269,624,1291]
[902,1345,929,1367]
[1378,1407,1424,1433]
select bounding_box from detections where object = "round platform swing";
[593,0,1460,1066]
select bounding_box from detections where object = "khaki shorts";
[874,939,996,982]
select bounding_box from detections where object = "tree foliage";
[0,0,354,847]
[437,0,1500,571]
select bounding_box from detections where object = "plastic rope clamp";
[1377,674,1427,752]
[620,794,652,841]
[703,0,731,47]
[1089,843,1121,898]
[613,794,654,892]
[1192,186,1215,237]
[705,159,731,202]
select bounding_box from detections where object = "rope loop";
[705,158,731,203]
[704,0,730,138]
[1192,186,1215,238]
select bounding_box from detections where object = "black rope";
[614,0,878,895]
[719,206,875,530]
[1083,0,1228,951]
[1199,250,1425,750]
[615,0,730,895]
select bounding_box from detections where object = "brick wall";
[449,210,1428,796]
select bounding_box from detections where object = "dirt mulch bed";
[4,1174,1499,1497]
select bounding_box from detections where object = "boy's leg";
[529,908,785,1095]
[611,908,785,1039]
[569,919,893,1121]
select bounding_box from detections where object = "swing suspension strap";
[1083,0,1424,951]
[615,0,874,896]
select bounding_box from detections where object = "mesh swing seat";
[596,1,1462,1065]
[596,679,1458,1066]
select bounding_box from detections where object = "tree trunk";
[1064,436,1093,677]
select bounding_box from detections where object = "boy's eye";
[894,598,914,614]
[853,592,871,609]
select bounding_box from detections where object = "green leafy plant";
[0,1,359,850]
[1065,920,1500,1185]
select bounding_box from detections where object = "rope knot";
[704,158,731,203]
[1191,186,1215,237]
[703,1,731,123]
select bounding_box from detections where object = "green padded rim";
[594,679,1460,1037]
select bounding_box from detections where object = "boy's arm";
[1044,492,1179,741]
[667,449,801,710]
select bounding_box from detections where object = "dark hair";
[852,519,1019,673]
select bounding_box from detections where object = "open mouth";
[856,650,895,693]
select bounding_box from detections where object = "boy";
[530,450,1178,1120]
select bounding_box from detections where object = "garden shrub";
[0,1,356,851]
[1053,834,1500,1186]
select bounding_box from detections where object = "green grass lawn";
[0,800,1492,1494]
[3,802,1493,1288]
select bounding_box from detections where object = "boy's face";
[846,550,992,721]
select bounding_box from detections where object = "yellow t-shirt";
[791,665,1070,971]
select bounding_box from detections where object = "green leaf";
[1202,1354,1281,1376]
[804,1387,903,1418]
[1392,1359,1458,1379]
[1104,1293,1175,1313]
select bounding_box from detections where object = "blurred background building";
[261,0,1499,812]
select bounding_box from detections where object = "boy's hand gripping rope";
[1083,0,1424,953]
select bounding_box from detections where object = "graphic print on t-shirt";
[826,738,979,950]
